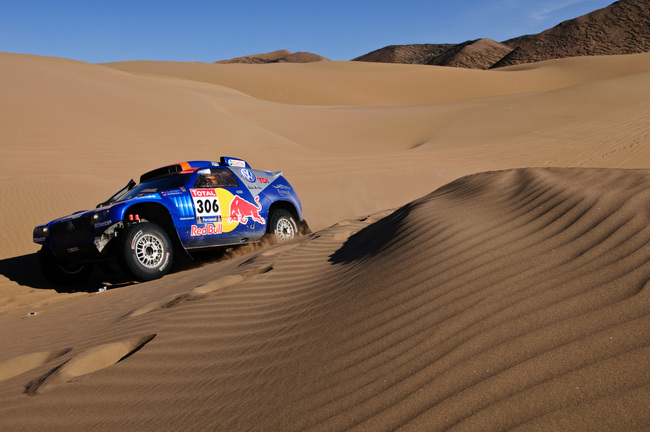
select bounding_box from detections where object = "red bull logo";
[228,195,265,225]
[191,223,223,236]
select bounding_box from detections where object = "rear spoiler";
[220,157,251,169]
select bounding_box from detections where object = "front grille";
[49,215,93,248]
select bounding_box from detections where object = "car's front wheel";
[118,222,173,281]
[267,209,298,242]
[38,246,94,285]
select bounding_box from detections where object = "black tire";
[267,209,298,242]
[118,223,173,281]
[38,246,94,285]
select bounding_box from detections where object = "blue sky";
[2,0,615,63]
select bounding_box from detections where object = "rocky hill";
[495,0,650,67]
[428,39,513,69]
[354,39,512,70]
[215,50,328,64]
[352,44,455,65]
[353,0,650,69]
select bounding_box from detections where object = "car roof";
[139,157,251,183]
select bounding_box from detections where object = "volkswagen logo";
[240,168,256,183]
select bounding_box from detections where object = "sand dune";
[1,168,649,430]
[1,50,650,430]
[106,53,650,106]
[3,52,649,262]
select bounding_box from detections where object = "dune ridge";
[277,167,650,431]
[1,168,649,430]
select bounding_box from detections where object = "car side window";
[194,169,239,188]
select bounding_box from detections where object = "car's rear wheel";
[118,222,173,281]
[268,209,298,242]
[38,246,94,285]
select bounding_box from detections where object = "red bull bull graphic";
[228,195,265,225]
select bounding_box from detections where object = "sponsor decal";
[190,189,221,219]
[190,189,217,198]
[190,224,223,236]
[228,159,246,167]
[228,195,265,224]
[94,220,113,228]
[161,189,184,196]
[257,177,269,184]
[190,189,266,234]
[240,168,256,183]
[198,215,221,223]
[273,184,291,197]
[131,230,144,250]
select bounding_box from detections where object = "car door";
[182,168,264,249]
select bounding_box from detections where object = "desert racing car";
[33,157,305,284]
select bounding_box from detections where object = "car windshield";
[121,174,192,201]
[97,179,136,208]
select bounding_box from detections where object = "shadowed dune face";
[279,168,650,430]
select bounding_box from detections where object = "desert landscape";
[1,0,650,430]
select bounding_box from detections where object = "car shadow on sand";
[0,253,134,293]
[0,252,231,294]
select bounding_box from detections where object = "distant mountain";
[494,0,650,67]
[353,0,650,69]
[215,50,328,64]
[427,39,513,69]
[353,44,455,65]
[353,40,511,70]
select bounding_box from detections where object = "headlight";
[92,209,112,225]
[34,225,49,237]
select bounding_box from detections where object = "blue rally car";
[33,157,306,284]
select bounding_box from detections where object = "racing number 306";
[195,198,219,215]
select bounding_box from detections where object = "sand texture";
[1,51,650,430]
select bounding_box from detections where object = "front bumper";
[33,220,124,263]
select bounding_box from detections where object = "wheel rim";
[275,218,295,242]
[135,234,165,268]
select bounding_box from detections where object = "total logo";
[240,168,256,183]
[191,189,217,197]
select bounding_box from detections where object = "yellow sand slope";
[1,51,649,430]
